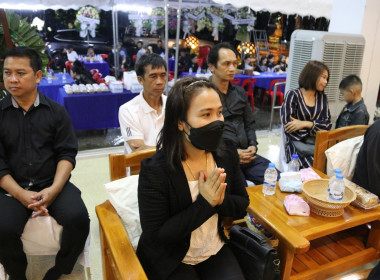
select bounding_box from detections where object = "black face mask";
[185,120,224,151]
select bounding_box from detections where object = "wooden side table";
[246,170,380,280]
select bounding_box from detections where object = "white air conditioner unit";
[286,30,365,119]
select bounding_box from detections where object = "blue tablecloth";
[179,72,287,90]
[168,58,175,72]
[57,87,138,130]
[38,73,74,102]
[235,72,287,90]
[82,61,110,77]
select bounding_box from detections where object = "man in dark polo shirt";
[0,47,89,280]
[208,43,272,185]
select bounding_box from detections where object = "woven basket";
[302,179,357,217]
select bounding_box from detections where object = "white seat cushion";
[104,175,141,250]
[22,215,62,255]
[325,135,364,180]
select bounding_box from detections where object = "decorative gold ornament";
[237,42,255,55]
[185,35,200,49]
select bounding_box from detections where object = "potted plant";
[0,10,48,98]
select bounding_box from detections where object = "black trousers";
[167,244,245,280]
[0,182,90,279]
[368,262,380,280]
[241,154,273,185]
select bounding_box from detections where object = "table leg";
[367,220,380,251]
[278,241,295,280]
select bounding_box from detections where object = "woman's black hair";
[71,60,96,83]
[299,60,330,91]
[3,47,42,73]
[157,77,221,170]
[259,56,267,65]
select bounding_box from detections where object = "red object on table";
[198,46,210,66]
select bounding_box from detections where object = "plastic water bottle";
[62,68,67,83]
[288,154,300,172]
[189,67,193,74]
[47,69,53,84]
[332,168,342,179]
[328,173,345,201]
[262,163,278,196]
[328,168,342,193]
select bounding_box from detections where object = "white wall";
[329,0,380,122]
[359,0,380,122]
[329,0,366,34]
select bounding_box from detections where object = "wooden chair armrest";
[95,200,147,280]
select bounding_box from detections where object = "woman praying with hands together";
[137,77,248,280]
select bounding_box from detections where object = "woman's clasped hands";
[198,168,227,207]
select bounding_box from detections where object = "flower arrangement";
[233,7,256,42]
[75,5,100,38]
[208,6,225,32]
[168,8,178,35]
[151,7,165,30]
[129,12,152,37]
[188,7,212,32]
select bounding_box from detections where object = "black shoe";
[43,267,62,280]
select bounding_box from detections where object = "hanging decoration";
[209,6,225,41]
[182,9,191,39]
[129,12,152,37]
[224,7,255,42]
[187,7,225,41]
[150,8,165,35]
[75,5,100,38]
[168,8,178,36]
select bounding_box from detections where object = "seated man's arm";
[127,139,155,152]
[240,91,258,164]
[0,174,38,206]
[119,104,150,153]
[28,160,73,217]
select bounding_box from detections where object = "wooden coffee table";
[246,170,380,280]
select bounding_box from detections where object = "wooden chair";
[96,147,246,279]
[95,148,155,280]
[313,125,369,173]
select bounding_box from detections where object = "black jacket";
[335,98,369,128]
[220,83,258,149]
[136,143,249,280]
[352,120,380,196]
